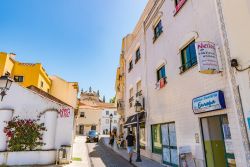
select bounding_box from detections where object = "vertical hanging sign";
[195,41,221,74]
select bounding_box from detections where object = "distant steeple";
[103,95,106,102]
[97,90,100,97]
[89,86,92,93]
[81,89,83,93]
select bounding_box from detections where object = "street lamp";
[109,113,113,136]
[134,101,142,162]
[0,75,13,101]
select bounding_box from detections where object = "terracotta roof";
[27,85,73,108]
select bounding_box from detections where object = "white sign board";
[195,41,220,74]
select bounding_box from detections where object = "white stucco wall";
[0,83,74,165]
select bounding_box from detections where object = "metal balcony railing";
[179,59,197,73]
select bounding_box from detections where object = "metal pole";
[136,112,142,162]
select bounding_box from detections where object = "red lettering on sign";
[59,108,70,118]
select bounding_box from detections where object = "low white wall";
[0,109,13,151]
[0,83,74,165]
[0,150,56,166]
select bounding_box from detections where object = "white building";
[0,83,74,166]
[120,0,250,166]
[100,109,120,135]
[76,89,119,135]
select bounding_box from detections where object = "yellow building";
[50,76,79,108]
[0,52,51,92]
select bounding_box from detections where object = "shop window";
[114,120,117,124]
[106,110,109,115]
[161,123,178,166]
[114,111,117,115]
[128,60,133,72]
[135,47,141,63]
[180,40,197,73]
[156,65,167,89]
[151,124,162,154]
[14,76,24,82]
[140,123,146,149]
[153,20,163,42]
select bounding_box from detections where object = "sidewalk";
[63,136,91,167]
[101,137,164,167]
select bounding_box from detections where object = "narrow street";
[65,136,133,167]
[87,136,133,167]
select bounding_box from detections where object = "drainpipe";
[215,0,250,166]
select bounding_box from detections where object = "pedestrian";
[126,131,135,163]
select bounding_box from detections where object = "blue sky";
[0,0,147,100]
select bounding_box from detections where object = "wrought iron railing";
[179,59,197,73]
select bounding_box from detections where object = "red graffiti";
[59,108,71,118]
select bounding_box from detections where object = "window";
[136,80,142,97]
[80,112,85,117]
[106,119,109,124]
[135,47,141,63]
[114,111,117,116]
[41,81,44,88]
[129,88,134,108]
[157,65,166,81]
[128,60,133,72]
[153,20,163,42]
[156,65,167,89]
[140,123,146,149]
[106,110,109,115]
[180,40,197,73]
[152,124,162,154]
[47,89,50,93]
[14,76,24,82]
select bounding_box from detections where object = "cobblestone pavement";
[87,140,133,167]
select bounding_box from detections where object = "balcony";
[179,59,197,74]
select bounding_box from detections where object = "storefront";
[193,90,236,167]
[151,123,178,166]
[124,112,146,149]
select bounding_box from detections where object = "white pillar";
[42,111,58,150]
[0,109,13,151]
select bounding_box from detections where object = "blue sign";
[192,90,226,114]
[247,118,250,129]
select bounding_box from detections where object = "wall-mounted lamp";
[231,59,250,72]
[0,75,13,101]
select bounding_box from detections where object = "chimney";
[9,53,16,60]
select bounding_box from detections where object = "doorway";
[161,122,178,167]
[201,115,235,167]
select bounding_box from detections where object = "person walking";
[126,131,135,163]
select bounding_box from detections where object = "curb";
[85,141,94,167]
[100,138,137,167]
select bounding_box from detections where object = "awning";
[124,112,146,128]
